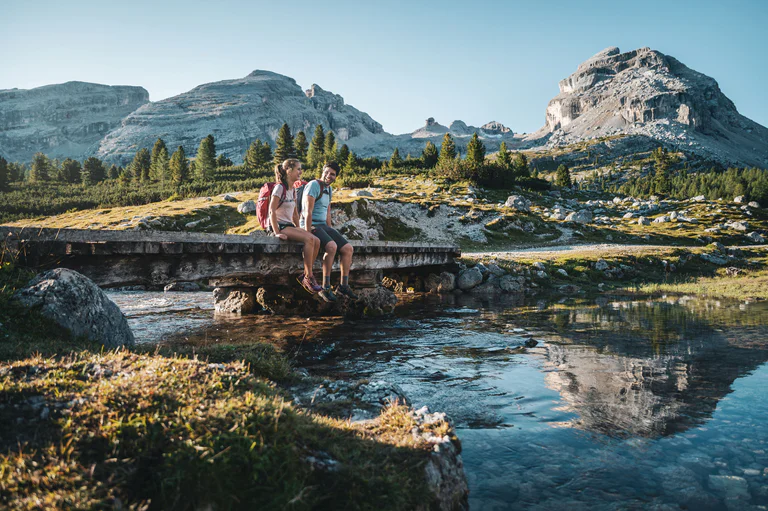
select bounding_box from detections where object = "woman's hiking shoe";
[318,287,337,303]
[298,274,322,294]
[308,275,323,292]
[336,284,359,300]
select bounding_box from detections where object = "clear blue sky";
[3,0,767,135]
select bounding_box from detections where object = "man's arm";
[303,195,315,232]
[326,204,332,227]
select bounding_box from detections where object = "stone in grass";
[556,269,568,277]
[747,231,766,243]
[748,201,760,208]
[499,275,525,293]
[222,194,238,202]
[237,200,257,214]
[565,210,592,224]
[351,190,373,197]
[457,267,483,290]
[504,195,531,212]
[594,259,610,271]
[13,268,135,348]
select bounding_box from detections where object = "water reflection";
[112,291,768,509]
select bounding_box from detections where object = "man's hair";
[323,161,341,175]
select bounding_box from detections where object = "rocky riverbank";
[0,264,469,510]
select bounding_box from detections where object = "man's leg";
[322,241,337,288]
[339,243,354,280]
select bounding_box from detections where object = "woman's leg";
[280,226,319,277]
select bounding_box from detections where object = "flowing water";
[109,290,768,510]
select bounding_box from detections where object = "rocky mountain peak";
[480,121,511,135]
[533,46,768,167]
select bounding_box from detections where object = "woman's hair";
[274,158,300,188]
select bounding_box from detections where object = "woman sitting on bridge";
[269,158,323,295]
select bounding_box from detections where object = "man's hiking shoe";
[298,274,322,294]
[318,287,337,303]
[336,284,359,300]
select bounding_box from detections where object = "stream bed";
[109,290,768,510]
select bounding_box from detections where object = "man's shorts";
[312,224,349,251]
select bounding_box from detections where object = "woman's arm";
[269,193,282,235]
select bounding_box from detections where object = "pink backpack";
[256,182,287,230]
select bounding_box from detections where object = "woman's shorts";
[267,222,296,235]
[311,224,349,251]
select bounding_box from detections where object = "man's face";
[321,167,337,184]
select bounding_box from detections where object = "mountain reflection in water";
[111,291,768,509]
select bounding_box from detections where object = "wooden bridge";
[1,227,461,289]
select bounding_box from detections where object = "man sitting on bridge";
[301,161,358,302]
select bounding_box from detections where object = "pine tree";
[337,144,350,165]
[150,138,169,182]
[421,141,439,168]
[389,147,403,169]
[437,134,457,169]
[345,151,357,172]
[323,131,337,162]
[294,131,309,163]
[82,157,106,185]
[50,159,62,182]
[555,164,571,188]
[60,158,82,184]
[118,169,130,187]
[273,123,295,164]
[514,153,530,178]
[261,141,273,164]
[131,148,151,183]
[497,142,511,169]
[195,135,216,181]
[308,124,325,168]
[30,152,50,182]
[465,133,485,167]
[170,146,189,185]
[107,164,120,180]
[0,156,9,192]
[216,154,233,167]
[244,139,264,172]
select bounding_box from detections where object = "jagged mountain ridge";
[0,82,149,163]
[526,46,768,168]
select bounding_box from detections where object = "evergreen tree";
[421,141,439,168]
[0,156,9,192]
[308,124,325,168]
[131,148,151,182]
[465,133,485,167]
[82,157,106,185]
[323,131,337,162]
[389,147,403,169]
[169,146,189,185]
[437,133,457,169]
[216,154,233,167]
[118,169,130,187]
[555,164,571,188]
[345,151,357,172]
[29,152,50,182]
[50,159,62,181]
[8,162,27,182]
[513,153,530,178]
[244,139,265,172]
[195,135,217,181]
[60,158,82,184]
[107,164,120,180]
[150,138,170,182]
[273,123,296,164]
[261,141,273,164]
[497,142,511,169]
[293,131,309,163]
[337,144,350,165]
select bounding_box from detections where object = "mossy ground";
[0,264,448,510]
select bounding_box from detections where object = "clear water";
[109,291,768,510]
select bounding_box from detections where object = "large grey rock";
[0,82,148,163]
[350,190,373,197]
[213,287,257,314]
[164,281,201,292]
[13,268,134,348]
[425,272,456,294]
[457,267,483,290]
[499,275,525,293]
[747,231,765,243]
[528,46,768,168]
[565,210,592,224]
[504,195,531,212]
[355,286,398,316]
[237,200,257,214]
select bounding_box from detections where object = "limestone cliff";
[527,47,768,167]
[0,82,148,163]
[96,71,385,164]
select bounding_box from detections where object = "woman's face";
[287,164,302,183]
